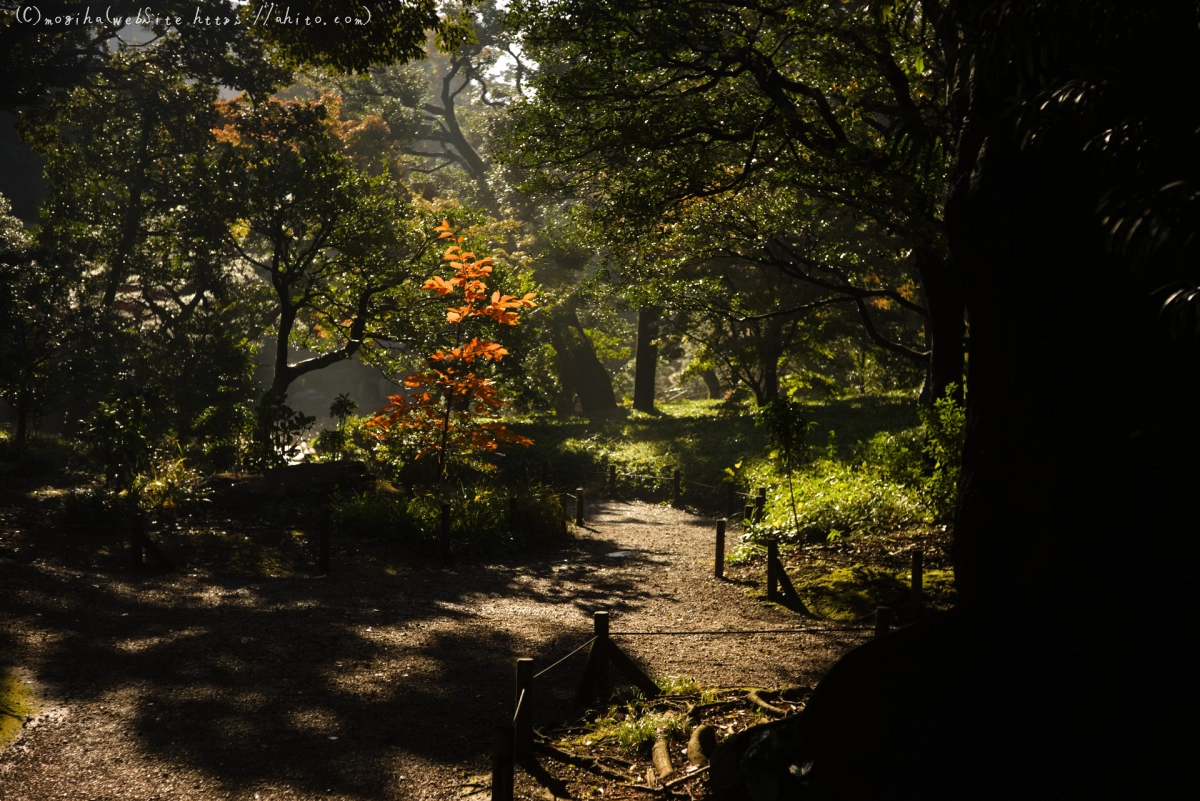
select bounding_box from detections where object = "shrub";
[332,477,567,554]
[851,384,965,522]
[133,446,211,511]
[917,386,965,520]
[747,459,925,544]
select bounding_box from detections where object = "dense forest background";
[2,1,1197,798]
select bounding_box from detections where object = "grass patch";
[746,459,926,544]
[0,669,34,750]
[577,704,690,752]
[799,564,910,621]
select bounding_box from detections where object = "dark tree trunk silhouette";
[712,5,1197,798]
[915,251,965,405]
[548,306,617,414]
[632,307,659,412]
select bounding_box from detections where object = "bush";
[747,459,925,544]
[133,446,211,511]
[851,385,965,522]
[332,478,568,554]
[917,387,965,520]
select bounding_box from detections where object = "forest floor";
[0,500,949,801]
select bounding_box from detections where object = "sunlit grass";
[575,704,690,752]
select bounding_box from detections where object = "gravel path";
[0,501,869,800]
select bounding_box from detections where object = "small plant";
[581,705,690,752]
[252,396,315,469]
[319,393,359,461]
[133,444,211,511]
[754,397,815,536]
[917,383,965,521]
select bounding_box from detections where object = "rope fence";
[488,607,886,798]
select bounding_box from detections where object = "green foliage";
[192,402,256,473]
[579,705,689,752]
[81,396,153,490]
[917,385,966,520]
[500,395,919,507]
[252,399,316,470]
[329,393,358,425]
[0,431,87,481]
[133,446,211,511]
[754,398,816,470]
[852,383,965,522]
[755,397,816,534]
[747,460,925,544]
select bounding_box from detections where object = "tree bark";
[548,306,617,414]
[632,307,660,412]
[915,251,964,405]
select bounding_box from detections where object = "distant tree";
[212,95,445,405]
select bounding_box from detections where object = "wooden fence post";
[492,725,515,801]
[754,487,766,523]
[744,504,754,527]
[440,502,451,559]
[875,606,892,638]
[608,464,617,498]
[911,550,924,616]
[766,539,780,602]
[575,488,585,526]
[594,611,609,700]
[715,519,726,579]
[318,505,331,575]
[671,469,681,506]
[514,658,533,761]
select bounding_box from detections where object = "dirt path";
[0,501,869,800]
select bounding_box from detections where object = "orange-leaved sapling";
[368,221,536,486]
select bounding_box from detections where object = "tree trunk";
[915,251,965,405]
[632,307,660,412]
[549,306,617,413]
[712,7,1197,800]
[701,368,722,399]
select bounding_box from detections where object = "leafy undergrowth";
[509,679,813,800]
